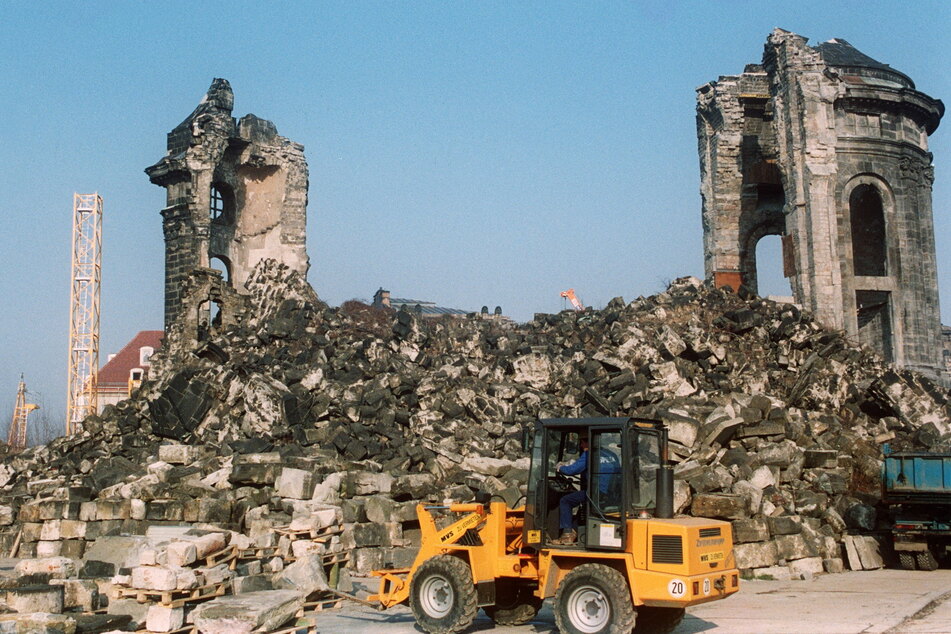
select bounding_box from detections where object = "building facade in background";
[96,331,164,411]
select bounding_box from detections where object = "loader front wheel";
[555,563,636,634]
[410,555,478,633]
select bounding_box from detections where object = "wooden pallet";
[203,543,239,569]
[115,579,231,608]
[273,524,343,542]
[237,545,280,560]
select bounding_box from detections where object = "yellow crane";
[8,375,39,449]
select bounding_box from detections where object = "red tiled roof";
[97,330,164,387]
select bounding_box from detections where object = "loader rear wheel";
[898,552,917,570]
[633,606,685,633]
[484,582,542,625]
[410,555,478,633]
[917,550,939,571]
[554,563,636,634]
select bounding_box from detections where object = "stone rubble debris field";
[1,261,949,632]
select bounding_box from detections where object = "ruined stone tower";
[146,79,309,330]
[697,29,945,379]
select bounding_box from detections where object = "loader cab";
[523,417,669,551]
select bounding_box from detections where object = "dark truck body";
[882,447,951,569]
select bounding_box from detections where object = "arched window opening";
[209,183,235,223]
[850,184,887,276]
[210,300,223,329]
[755,234,793,300]
[209,255,232,284]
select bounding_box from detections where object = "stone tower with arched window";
[146,79,309,330]
[697,29,944,379]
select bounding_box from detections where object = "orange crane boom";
[560,288,584,311]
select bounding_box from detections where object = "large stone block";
[6,585,64,614]
[146,605,184,633]
[774,533,818,561]
[734,540,780,569]
[732,518,770,543]
[131,566,178,591]
[691,493,747,520]
[191,590,304,634]
[276,468,314,500]
[276,554,329,595]
[50,579,99,612]
[0,613,77,633]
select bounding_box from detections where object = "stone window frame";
[841,174,896,280]
[209,182,236,224]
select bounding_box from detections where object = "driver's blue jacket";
[558,449,619,493]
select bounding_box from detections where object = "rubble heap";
[2,262,951,627]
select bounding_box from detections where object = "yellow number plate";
[700,551,724,563]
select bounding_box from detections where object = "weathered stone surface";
[734,541,780,569]
[276,553,329,595]
[0,613,76,634]
[691,494,746,520]
[191,590,304,634]
[146,605,184,633]
[698,29,945,380]
[732,518,770,543]
[6,585,64,615]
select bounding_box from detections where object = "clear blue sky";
[1,1,949,434]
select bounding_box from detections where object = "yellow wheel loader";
[371,417,739,633]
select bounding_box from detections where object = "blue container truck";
[881,445,951,570]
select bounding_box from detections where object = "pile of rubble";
[1,261,950,629]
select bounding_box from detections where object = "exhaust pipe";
[655,465,674,519]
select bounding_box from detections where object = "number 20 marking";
[668,579,686,598]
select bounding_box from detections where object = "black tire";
[917,550,939,571]
[633,606,685,634]
[554,563,636,634]
[484,582,543,626]
[409,555,478,633]
[898,552,917,570]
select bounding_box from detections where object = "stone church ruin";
[697,29,945,381]
[146,79,309,334]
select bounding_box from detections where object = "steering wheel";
[550,470,579,493]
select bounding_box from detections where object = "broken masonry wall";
[146,78,309,331]
[698,29,945,382]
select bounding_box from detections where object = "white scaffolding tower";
[66,193,102,435]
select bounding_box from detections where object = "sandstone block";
[131,566,178,591]
[691,493,747,520]
[166,541,197,567]
[276,554,329,595]
[6,585,64,614]
[191,590,304,634]
[146,605,184,633]
[734,540,780,569]
[732,518,770,543]
[788,556,824,578]
[15,558,77,579]
[50,579,99,612]
[276,468,314,500]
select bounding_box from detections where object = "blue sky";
[1,1,949,434]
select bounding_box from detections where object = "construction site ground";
[310,569,951,633]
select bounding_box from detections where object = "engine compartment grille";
[652,534,684,564]
[699,527,721,538]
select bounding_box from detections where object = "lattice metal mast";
[66,193,102,435]
[8,375,38,449]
